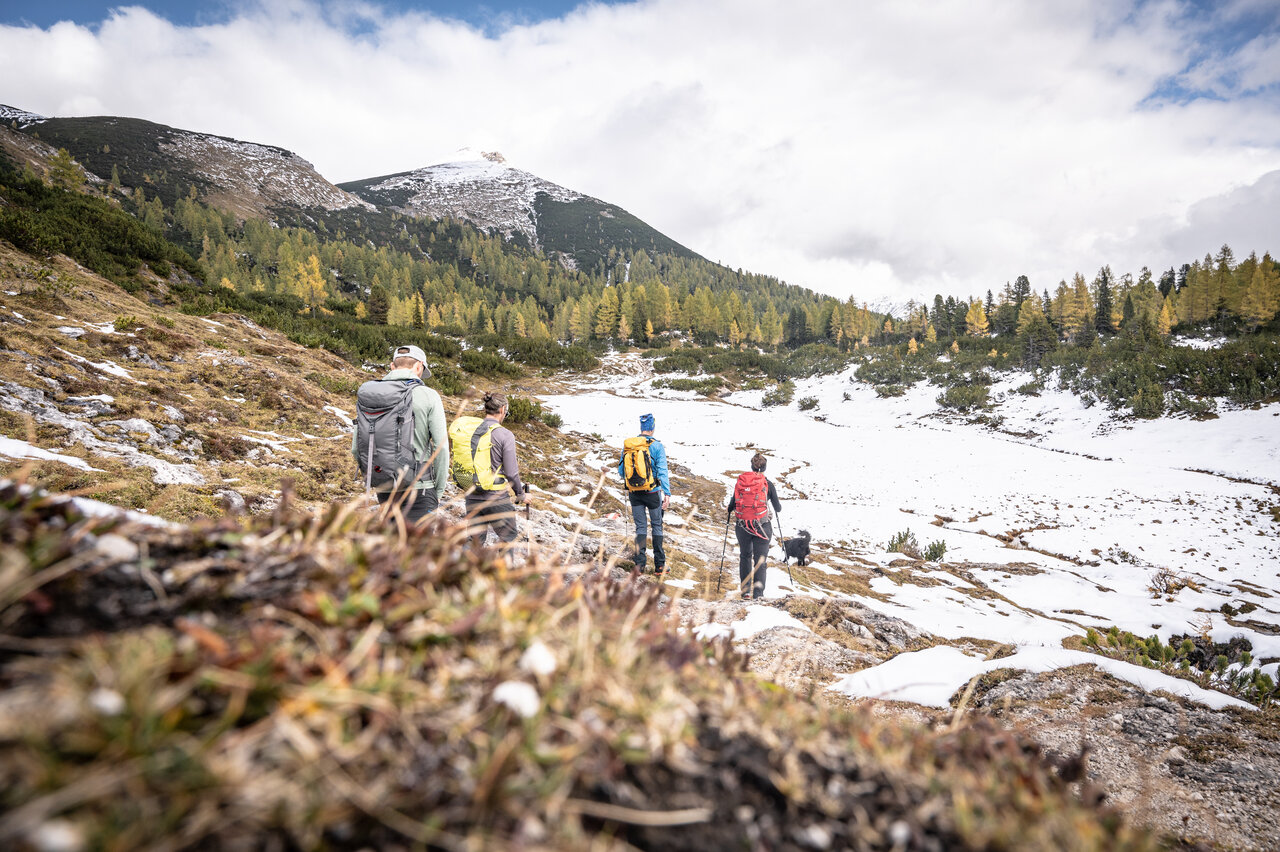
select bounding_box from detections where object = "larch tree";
[964,299,990,337]
[1240,261,1279,331]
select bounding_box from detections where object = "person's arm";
[652,441,671,496]
[727,480,737,517]
[351,424,360,467]
[768,480,782,515]
[496,427,525,500]
[424,389,449,497]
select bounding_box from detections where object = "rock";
[216,490,246,513]
[125,345,164,370]
[64,395,115,417]
[843,601,932,650]
[1165,745,1188,766]
[93,534,139,564]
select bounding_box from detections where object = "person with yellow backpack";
[616,413,670,574]
[449,391,525,544]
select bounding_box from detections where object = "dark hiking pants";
[466,496,520,544]
[628,490,665,571]
[736,520,772,599]
[378,487,438,525]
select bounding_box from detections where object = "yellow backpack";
[621,436,656,492]
[449,416,508,492]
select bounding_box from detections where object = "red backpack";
[733,471,768,521]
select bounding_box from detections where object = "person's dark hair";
[750,452,767,472]
[483,391,507,415]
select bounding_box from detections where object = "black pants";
[466,496,520,543]
[628,490,665,571]
[377,487,438,525]
[736,520,771,598]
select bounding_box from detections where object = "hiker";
[450,391,525,544]
[617,413,671,574]
[727,452,782,599]
[352,344,448,524]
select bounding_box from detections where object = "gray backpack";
[355,378,425,490]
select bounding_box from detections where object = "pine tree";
[1016,293,1056,367]
[367,284,389,325]
[1093,266,1114,335]
[48,148,83,190]
[965,300,989,337]
[925,323,937,343]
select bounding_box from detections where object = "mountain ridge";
[6,105,706,273]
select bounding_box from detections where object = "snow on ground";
[0,436,98,471]
[541,352,1280,708]
[828,645,1254,711]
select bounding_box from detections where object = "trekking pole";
[716,514,730,593]
[774,508,793,585]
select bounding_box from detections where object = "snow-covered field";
[542,352,1280,707]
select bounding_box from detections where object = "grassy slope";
[0,480,1157,851]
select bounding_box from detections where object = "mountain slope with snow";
[10,112,372,218]
[340,148,702,269]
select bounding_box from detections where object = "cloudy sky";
[2,0,1279,303]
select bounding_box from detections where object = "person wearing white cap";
[351,344,449,523]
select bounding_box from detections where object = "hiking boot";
[653,566,669,577]
[741,592,752,601]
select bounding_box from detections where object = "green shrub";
[875,384,906,398]
[761,379,795,407]
[426,362,467,397]
[797,396,819,411]
[460,349,523,379]
[937,384,990,411]
[924,540,947,561]
[652,376,724,395]
[886,529,921,559]
[504,396,544,425]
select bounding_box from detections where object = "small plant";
[761,380,795,407]
[1015,381,1043,396]
[797,396,819,411]
[541,411,563,429]
[924,540,947,562]
[936,384,990,412]
[1148,567,1197,597]
[113,314,138,332]
[875,384,907,398]
[886,529,921,559]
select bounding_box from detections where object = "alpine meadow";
[2,22,1280,849]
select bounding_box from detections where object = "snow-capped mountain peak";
[341,150,582,249]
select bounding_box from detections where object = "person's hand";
[661,493,670,510]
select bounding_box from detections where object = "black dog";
[782,530,811,566]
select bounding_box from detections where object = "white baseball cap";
[393,344,428,368]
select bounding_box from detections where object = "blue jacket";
[618,435,670,495]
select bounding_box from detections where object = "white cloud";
[1,0,1278,303]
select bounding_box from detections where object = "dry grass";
[0,479,1163,851]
